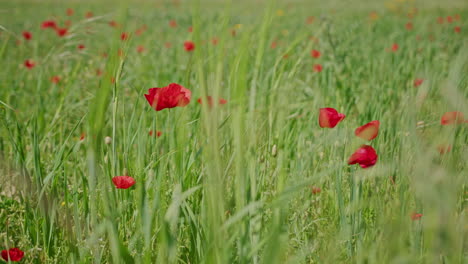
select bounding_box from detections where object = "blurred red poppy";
[311,49,321,58]
[120,32,128,41]
[1,248,24,262]
[149,130,163,137]
[211,38,219,45]
[145,83,191,111]
[437,144,452,154]
[184,41,195,52]
[446,16,453,23]
[319,108,345,128]
[66,8,74,16]
[112,176,136,189]
[79,133,85,141]
[441,111,465,125]
[64,20,72,27]
[306,16,315,24]
[454,26,461,33]
[391,43,399,52]
[311,187,321,194]
[405,22,413,30]
[135,25,147,36]
[41,20,57,29]
[411,213,423,220]
[169,20,177,28]
[77,44,85,50]
[414,79,423,87]
[24,59,35,69]
[56,28,68,37]
[313,64,323,72]
[355,120,380,141]
[51,76,61,84]
[271,41,277,49]
[22,31,32,40]
[136,45,145,53]
[165,42,172,48]
[85,11,93,18]
[109,21,119,28]
[348,145,378,168]
[437,17,444,24]
[197,96,227,107]
[188,26,193,33]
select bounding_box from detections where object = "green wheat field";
[0,0,467,263]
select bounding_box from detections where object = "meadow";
[0,0,467,263]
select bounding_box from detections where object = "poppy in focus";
[355,120,380,141]
[348,145,378,168]
[1,248,24,262]
[319,108,345,128]
[145,83,192,111]
[112,176,136,189]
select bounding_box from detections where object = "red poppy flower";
[411,213,423,220]
[169,20,177,28]
[197,96,227,107]
[414,78,423,87]
[319,108,345,128]
[120,32,128,41]
[56,28,68,37]
[446,16,453,23]
[41,20,57,29]
[24,59,35,69]
[348,145,378,168]
[313,64,323,72]
[135,25,147,36]
[149,130,163,137]
[109,21,119,28]
[437,17,444,24]
[355,120,380,141]
[112,176,136,189]
[184,41,195,52]
[311,49,321,58]
[22,31,32,40]
[51,76,60,84]
[66,8,74,16]
[306,16,315,24]
[188,26,193,33]
[1,248,24,262]
[454,26,461,33]
[391,43,399,52]
[136,45,145,53]
[85,11,93,18]
[311,187,321,194]
[79,133,85,141]
[96,69,103,76]
[271,41,277,49]
[211,38,219,45]
[441,111,464,125]
[437,144,451,154]
[145,83,192,111]
[405,22,413,30]
[77,44,85,50]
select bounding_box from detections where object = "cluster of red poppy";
[319,108,379,168]
[1,248,24,262]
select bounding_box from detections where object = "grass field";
[0,0,467,263]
